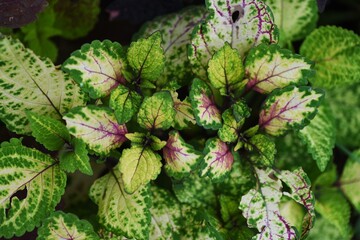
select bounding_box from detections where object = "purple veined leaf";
[200,138,234,182]
[0,0,48,28]
[163,131,202,179]
[63,105,128,155]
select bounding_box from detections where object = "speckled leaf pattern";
[276,168,316,238]
[37,211,99,240]
[62,40,127,99]
[89,166,151,240]
[247,134,276,167]
[340,150,360,212]
[239,168,296,240]
[218,109,242,143]
[163,131,202,179]
[300,26,360,88]
[245,44,313,94]
[208,43,245,96]
[63,106,128,155]
[189,0,278,78]
[127,32,165,82]
[27,111,70,151]
[171,91,196,130]
[259,86,323,136]
[0,36,85,135]
[232,99,251,123]
[0,143,66,238]
[298,104,336,172]
[110,85,142,124]
[137,91,175,130]
[200,138,234,182]
[135,6,207,87]
[190,78,222,130]
[263,0,318,44]
[119,146,162,194]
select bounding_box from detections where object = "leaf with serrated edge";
[263,0,318,44]
[298,104,335,172]
[245,44,312,94]
[63,105,127,155]
[276,168,316,238]
[171,91,196,130]
[163,130,202,179]
[300,26,360,89]
[127,32,165,82]
[0,143,66,238]
[239,168,296,240]
[248,134,276,167]
[190,78,222,130]
[135,6,207,88]
[137,91,175,130]
[37,211,99,240]
[89,166,151,239]
[119,146,162,194]
[189,0,278,78]
[208,43,245,96]
[200,138,234,182]
[218,109,242,143]
[232,99,251,123]
[27,111,70,151]
[0,36,85,135]
[110,85,142,124]
[63,40,127,99]
[259,86,323,136]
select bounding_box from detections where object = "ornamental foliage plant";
[0,0,360,239]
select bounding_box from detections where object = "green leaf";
[0,143,66,238]
[119,146,162,194]
[307,217,351,240]
[340,149,360,212]
[137,91,175,130]
[298,104,336,172]
[189,0,278,78]
[109,85,142,124]
[62,40,127,99]
[171,91,196,130]
[37,211,99,240]
[190,78,222,130]
[89,166,151,240]
[263,0,318,44]
[208,43,245,96]
[245,44,313,94]
[200,138,234,182]
[219,195,240,223]
[135,6,207,87]
[163,130,202,179]
[125,132,146,146]
[232,99,251,123]
[148,135,167,151]
[259,86,323,136]
[316,188,351,238]
[27,111,70,151]
[218,109,241,143]
[54,0,100,40]
[279,199,306,236]
[300,26,360,88]
[59,138,93,175]
[0,35,85,135]
[247,134,276,167]
[63,106,128,155]
[127,32,165,82]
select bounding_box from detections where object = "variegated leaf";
[245,44,313,94]
[200,138,234,182]
[89,166,151,240]
[62,40,127,99]
[190,78,222,130]
[63,106,127,155]
[163,130,202,179]
[218,109,242,143]
[259,86,323,136]
[189,0,278,78]
[0,36,85,135]
[247,134,276,167]
[171,91,196,130]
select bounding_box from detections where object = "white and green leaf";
[0,36,85,135]
[64,106,128,155]
[245,44,313,94]
[259,86,323,136]
[62,40,128,99]
[171,91,196,130]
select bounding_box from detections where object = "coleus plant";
[0,0,360,239]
